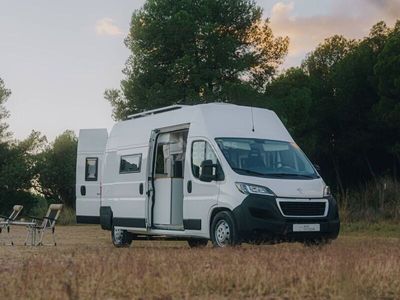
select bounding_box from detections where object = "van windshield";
[215,138,319,179]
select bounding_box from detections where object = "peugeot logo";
[297,187,304,194]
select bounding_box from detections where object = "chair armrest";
[10,221,37,226]
[25,215,44,221]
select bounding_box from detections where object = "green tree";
[0,78,11,141]
[106,0,288,120]
[265,36,357,192]
[0,131,47,213]
[373,21,400,168]
[265,21,400,192]
[302,35,357,78]
[36,130,78,208]
[264,68,315,154]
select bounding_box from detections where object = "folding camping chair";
[23,204,63,246]
[0,205,23,245]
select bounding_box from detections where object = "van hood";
[240,176,325,198]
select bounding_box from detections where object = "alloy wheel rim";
[215,220,231,247]
[113,227,124,244]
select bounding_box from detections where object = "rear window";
[120,154,142,173]
[85,157,98,181]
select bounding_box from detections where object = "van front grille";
[278,200,327,217]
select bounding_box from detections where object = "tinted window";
[120,154,142,173]
[85,158,98,181]
[191,141,219,179]
[215,138,318,179]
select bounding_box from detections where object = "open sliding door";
[146,124,189,230]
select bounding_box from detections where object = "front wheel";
[211,211,240,247]
[303,238,331,248]
[111,226,133,248]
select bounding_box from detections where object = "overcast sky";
[1,0,399,141]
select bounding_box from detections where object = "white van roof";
[106,103,293,150]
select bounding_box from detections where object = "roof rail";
[126,105,187,120]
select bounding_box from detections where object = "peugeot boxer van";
[76,103,340,247]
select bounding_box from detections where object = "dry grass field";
[0,225,399,300]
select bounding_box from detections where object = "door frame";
[145,123,190,229]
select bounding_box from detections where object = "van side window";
[120,154,142,173]
[85,158,98,181]
[191,141,219,179]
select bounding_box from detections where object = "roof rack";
[126,105,187,120]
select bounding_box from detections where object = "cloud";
[365,0,400,18]
[271,1,294,20]
[268,0,400,68]
[95,18,123,36]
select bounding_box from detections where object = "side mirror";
[199,160,217,182]
[314,164,321,172]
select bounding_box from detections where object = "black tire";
[303,238,331,248]
[210,211,240,247]
[187,238,208,248]
[248,238,263,245]
[111,225,133,248]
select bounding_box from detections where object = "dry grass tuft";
[0,226,399,299]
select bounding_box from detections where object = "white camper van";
[76,103,340,247]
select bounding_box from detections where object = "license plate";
[293,224,320,232]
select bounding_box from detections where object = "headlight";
[323,185,331,197]
[235,182,275,196]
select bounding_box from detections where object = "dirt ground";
[0,225,399,299]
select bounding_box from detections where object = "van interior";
[152,129,189,230]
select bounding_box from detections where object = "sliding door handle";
[139,183,144,195]
[80,185,86,196]
[187,180,192,193]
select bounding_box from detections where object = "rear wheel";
[187,238,208,248]
[111,225,133,248]
[211,211,240,247]
[303,238,331,248]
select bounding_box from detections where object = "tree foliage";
[106,0,288,120]
[0,131,47,213]
[265,21,400,191]
[36,130,78,208]
[0,77,78,213]
[1,80,43,213]
[0,78,11,141]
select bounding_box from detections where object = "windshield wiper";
[232,168,268,177]
[269,173,316,179]
[232,168,317,179]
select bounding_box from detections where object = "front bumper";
[232,194,340,243]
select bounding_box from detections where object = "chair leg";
[6,226,14,246]
[33,228,38,246]
[52,227,57,246]
[0,227,4,246]
[24,227,33,246]
[32,228,38,246]
[36,228,45,246]
[24,228,30,246]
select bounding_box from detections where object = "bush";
[13,195,77,225]
[0,191,43,216]
[337,177,400,223]
[57,205,76,225]
[27,195,48,217]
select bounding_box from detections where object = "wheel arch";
[100,206,113,230]
[209,206,234,237]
